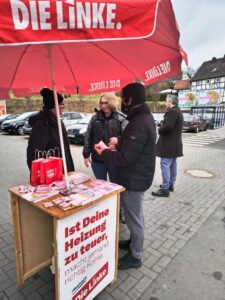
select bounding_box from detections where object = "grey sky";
[171,0,225,71]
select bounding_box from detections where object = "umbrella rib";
[57,44,79,92]
[9,45,30,91]
[146,38,180,53]
[91,42,137,78]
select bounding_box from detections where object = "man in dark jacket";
[94,83,156,270]
[152,95,183,197]
[27,88,75,172]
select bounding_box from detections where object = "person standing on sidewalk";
[83,92,127,222]
[152,94,183,197]
[94,83,156,270]
[27,88,75,172]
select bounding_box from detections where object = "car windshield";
[78,115,92,124]
[184,115,194,122]
[15,112,36,120]
[0,114,10,120]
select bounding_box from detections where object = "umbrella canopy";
[0,0,187,187]
[0,0,186,98]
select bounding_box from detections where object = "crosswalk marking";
[182,135,224,147]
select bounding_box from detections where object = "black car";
[67,115,93,144]
[0,114,19,130]
[183,115,208,133]
[1,111,38,135]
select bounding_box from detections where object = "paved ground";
[0,127,225,300]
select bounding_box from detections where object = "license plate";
[68,134,75,138]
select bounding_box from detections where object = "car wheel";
[17,126,24,135]
[195,127,199,133]
[204,125,207,131]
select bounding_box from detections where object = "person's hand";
[108,137,118,146]
[84,157,91,167]
[108,144,117,151]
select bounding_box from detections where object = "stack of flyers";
[58,202,73,211]
[77,184,89,190]
[69,172,91,185]
[88,180,106,188]
[51,180,67,190]
[92,182,122,195]
[70,190,103,206]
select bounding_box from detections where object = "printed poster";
[178,90,197,107]
[198,89,221,105]
[56,195,118,300]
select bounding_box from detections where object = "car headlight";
[79,127,86,134]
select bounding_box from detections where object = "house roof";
[191,55,225,81]
[174,80,190,90]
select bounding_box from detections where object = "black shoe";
[119,239,131,251]
[160,184,174,192]
[152,188,169,197]
[118,252,142,270]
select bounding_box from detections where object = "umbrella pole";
[46,45,70,189]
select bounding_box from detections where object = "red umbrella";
[0,0,187,185]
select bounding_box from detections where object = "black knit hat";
[121,83,146,115]
[41,88,63,110]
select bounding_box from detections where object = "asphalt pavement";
[0,127,225,300]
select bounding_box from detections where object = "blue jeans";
[160,157,177,190]
[91,160,116,182]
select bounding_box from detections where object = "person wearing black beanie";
[27,88,75,173]
[94,82,156,270]
[41,88,64,110]
[121,82,146,116]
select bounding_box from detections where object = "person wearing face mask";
[94,82,156,270]
[152,94,183,197]
[27,88,75,172]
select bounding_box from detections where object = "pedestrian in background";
[152,94,183,197]
[27,88,75,172]
[83,92,127,221]
[94,83,156,270]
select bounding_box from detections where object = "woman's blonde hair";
[100,93,118,112]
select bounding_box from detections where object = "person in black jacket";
[152,95,183,197]
[83,92,127,181]
[83,92,127,222]
[27,88,75,173]
[94,83,156,270]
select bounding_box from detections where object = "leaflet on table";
[89,181,122,194]
[21,185,59,202]
[68,172,91,184]
[18,179,122,204]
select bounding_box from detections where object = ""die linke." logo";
[10,0,122,31]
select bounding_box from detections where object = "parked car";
[183,115,207,133]
[0,114,19,130]
[67,114,93,144]
[61,112,86,129]
[1,111,38,135]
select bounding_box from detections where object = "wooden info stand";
[9,180,124,300]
